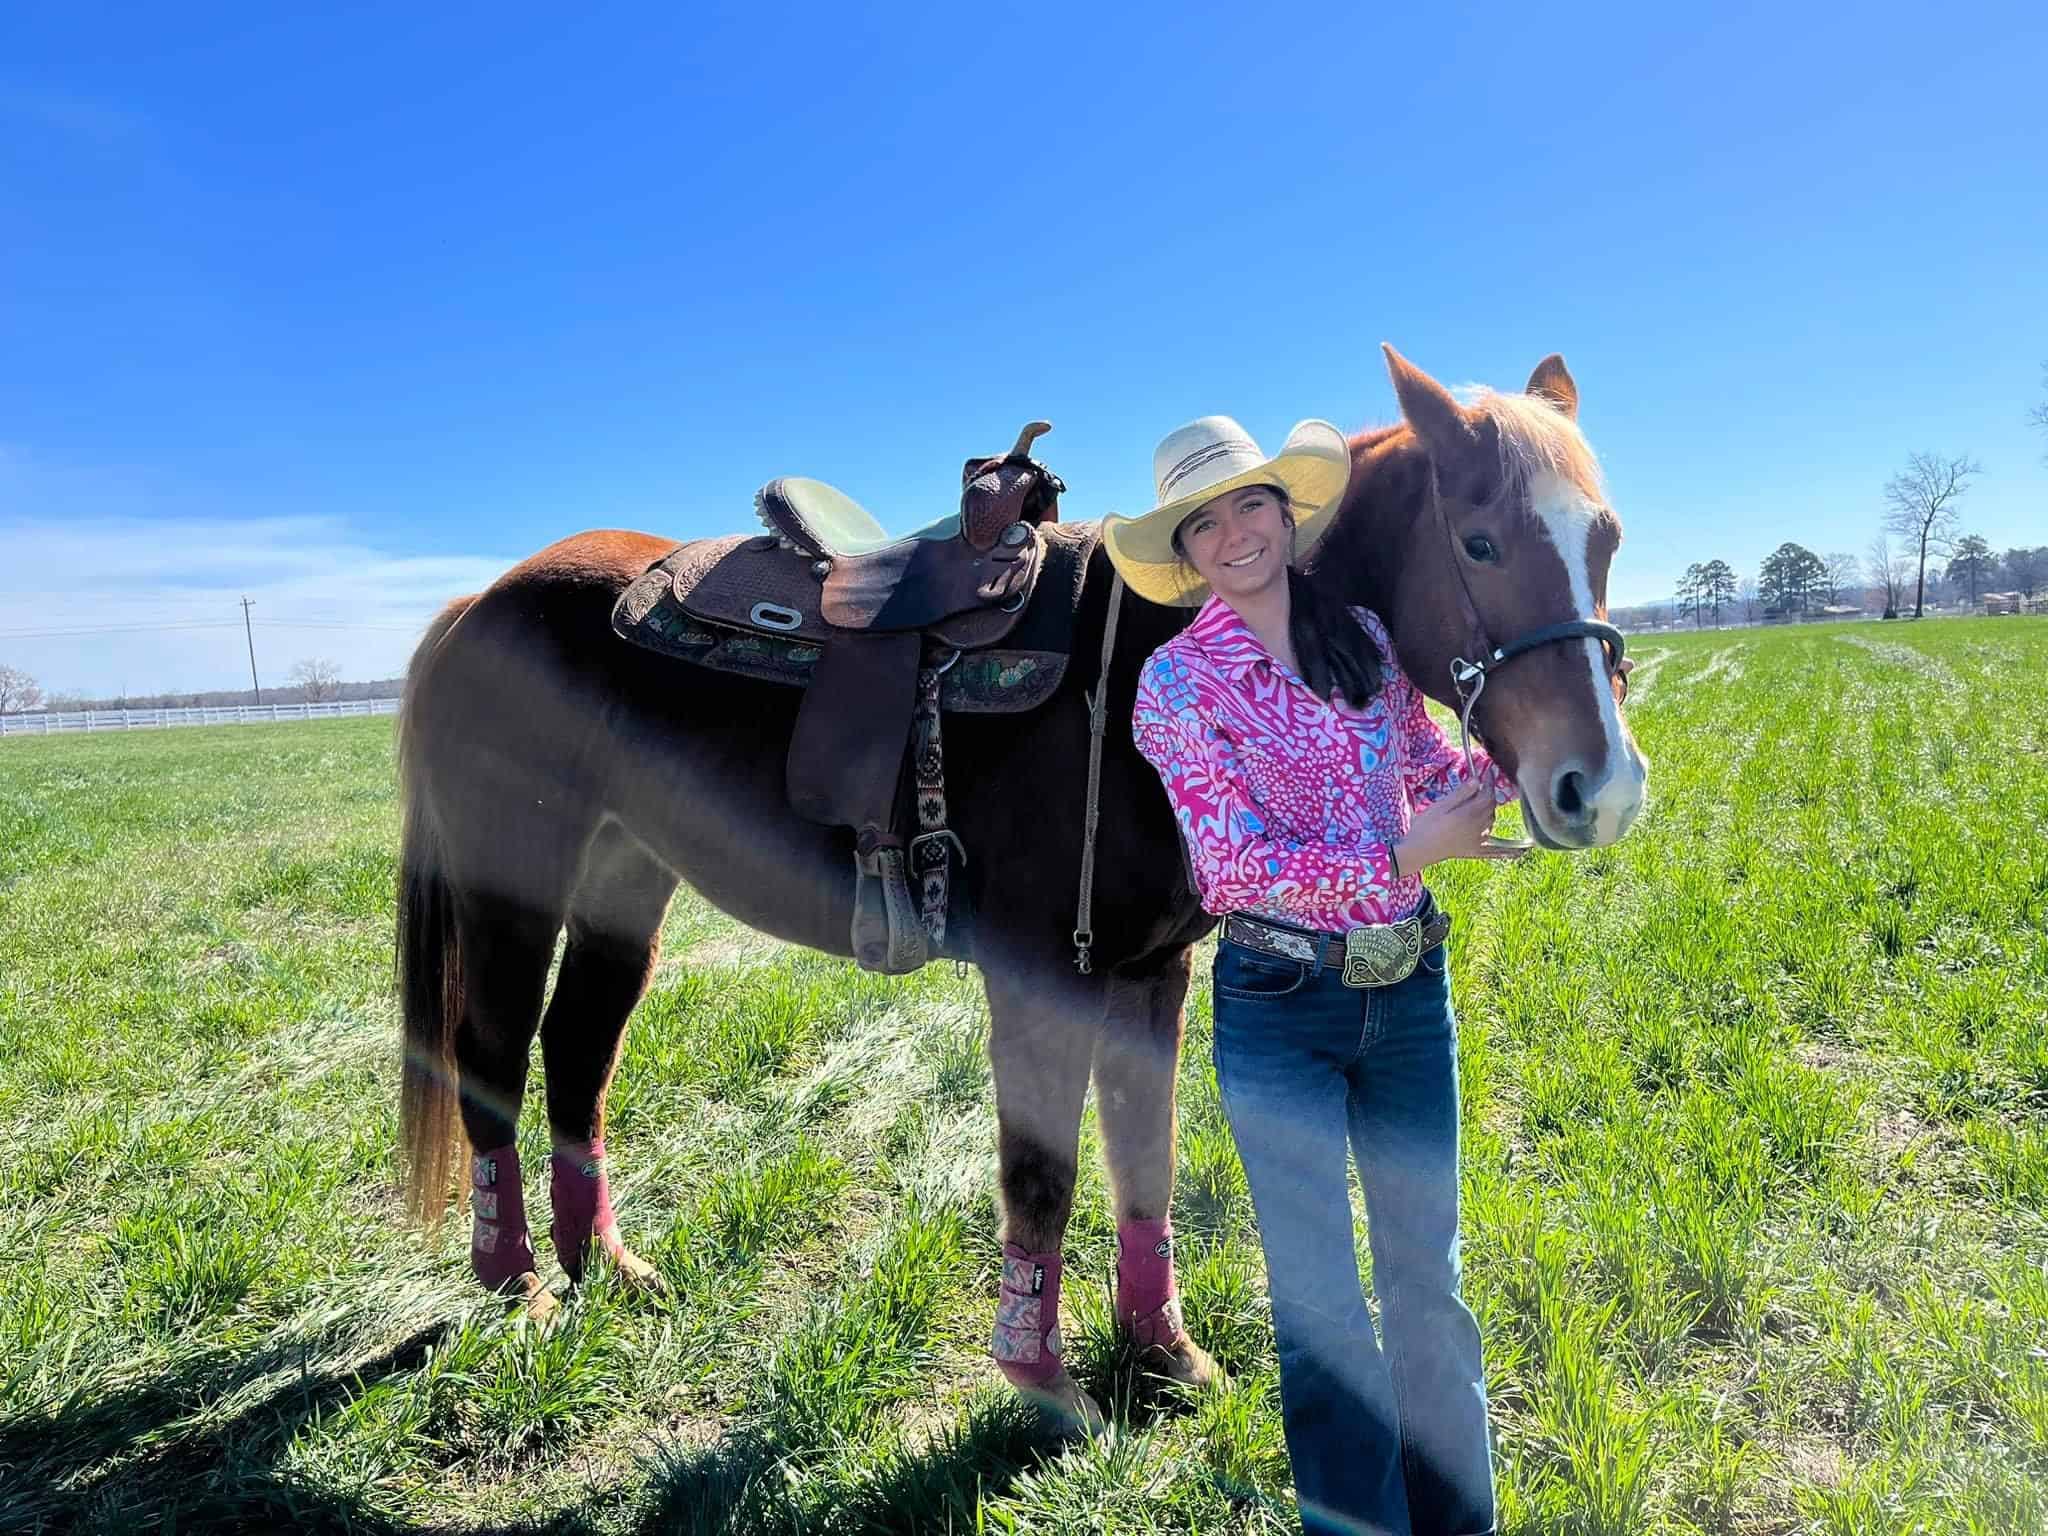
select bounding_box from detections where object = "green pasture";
[1,618,2044,1534]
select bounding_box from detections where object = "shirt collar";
[1184,594,1283,683]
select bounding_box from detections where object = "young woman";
[1104,416,1521,1536]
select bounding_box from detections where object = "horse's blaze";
[1514,471,1647,847]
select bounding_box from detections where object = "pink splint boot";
[991,1242,1065,1388]
[1116,1217,1186,1350]
[549,1137,629,1282]
[470,1144,539,1292]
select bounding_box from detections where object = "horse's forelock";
[1460,387,1605,505]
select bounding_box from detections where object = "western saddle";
[613,424,1074,974]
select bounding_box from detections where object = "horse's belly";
[604,688,858,957]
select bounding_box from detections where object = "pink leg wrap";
[470,1144,539,1292]
[991,1243,1065,1388]
[549,1137,626,1281]
[1116,1217,1185,1349]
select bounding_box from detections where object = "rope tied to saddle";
[1074,570,1126,974]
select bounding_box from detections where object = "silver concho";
[1342,918,1422,988]
[1266,926,1320,964]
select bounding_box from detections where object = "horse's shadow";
[0,1328,438,1535]
[0,1335,1144,1535]
[603,1393,1067,1536]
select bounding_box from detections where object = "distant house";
[1983,592,2023,616]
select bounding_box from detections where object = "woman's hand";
[1394,778,1529,873]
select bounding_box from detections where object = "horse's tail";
[396,596,477,1228]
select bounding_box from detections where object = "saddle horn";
[1009,420,1052,459]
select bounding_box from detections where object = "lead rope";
[1074,570,1126,974]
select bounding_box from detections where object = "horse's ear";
[1382,343,1482,461]
[1526,354,1578,419]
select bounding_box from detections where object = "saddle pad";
[613,574,1070,714]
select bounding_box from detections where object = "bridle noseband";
[1432,484,1630,779]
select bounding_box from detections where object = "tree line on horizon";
[0,659,405,717]
[1625,535,2045,632]
[1620,381,2047,630]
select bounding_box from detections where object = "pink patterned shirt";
[1132,596,1514,933]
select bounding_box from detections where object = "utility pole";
[240,597,262,704]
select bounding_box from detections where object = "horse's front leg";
[1095,946,1218,1388]
[985,963,1104,1435]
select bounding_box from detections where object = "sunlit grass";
[1,616,2044,1532]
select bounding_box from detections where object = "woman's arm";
[1353,610,1516,808]
[1395,671,1516,808]
[1133,655,1399,925]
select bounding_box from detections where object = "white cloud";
[0,509,515,700]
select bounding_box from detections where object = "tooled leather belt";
[1222,901,1452,988]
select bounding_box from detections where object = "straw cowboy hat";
[1101,415,1352,606]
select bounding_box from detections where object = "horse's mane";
[1345,390,1603,505]
[1462,388,1605,502]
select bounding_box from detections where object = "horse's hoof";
[1138,1334,1222,1391]
[1013,1368,1107,1439]
[603,1245,671,1297]
[564,1242,670,1297]
[502,1270,560,1325]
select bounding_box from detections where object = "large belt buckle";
[1342,916,1422,988]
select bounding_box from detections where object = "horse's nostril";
[1554,767,1588,819]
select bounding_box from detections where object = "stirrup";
[851,844,928,974]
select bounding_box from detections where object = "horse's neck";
[1089,538,1194,681]
[1310,430,1427,621]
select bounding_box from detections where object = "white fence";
[0,697,400,737]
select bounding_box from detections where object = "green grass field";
[3,618,2045,1535]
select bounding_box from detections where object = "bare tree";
[1883,452,1980,618]
[288,657,343,703]
[1923,563,1948,609]
[0,665,44,714]
[1737,575,1759,625]
[1867,535,1907,620]
[1824,552,1860,607]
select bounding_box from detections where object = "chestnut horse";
[394,346,1646,1429]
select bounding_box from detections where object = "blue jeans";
[1211,914,1495,1536]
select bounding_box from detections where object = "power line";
[253,619,426,632]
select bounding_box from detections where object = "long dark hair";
[1175,485,1383,708]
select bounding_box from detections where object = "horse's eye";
[1463,534,1499,563]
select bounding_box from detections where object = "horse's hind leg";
[1094,948,1218,1388]
[452,885,569,1314]
[540,824,679,1290]
[985,964,1104,1434]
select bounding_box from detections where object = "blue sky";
[3,1,2045,696]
